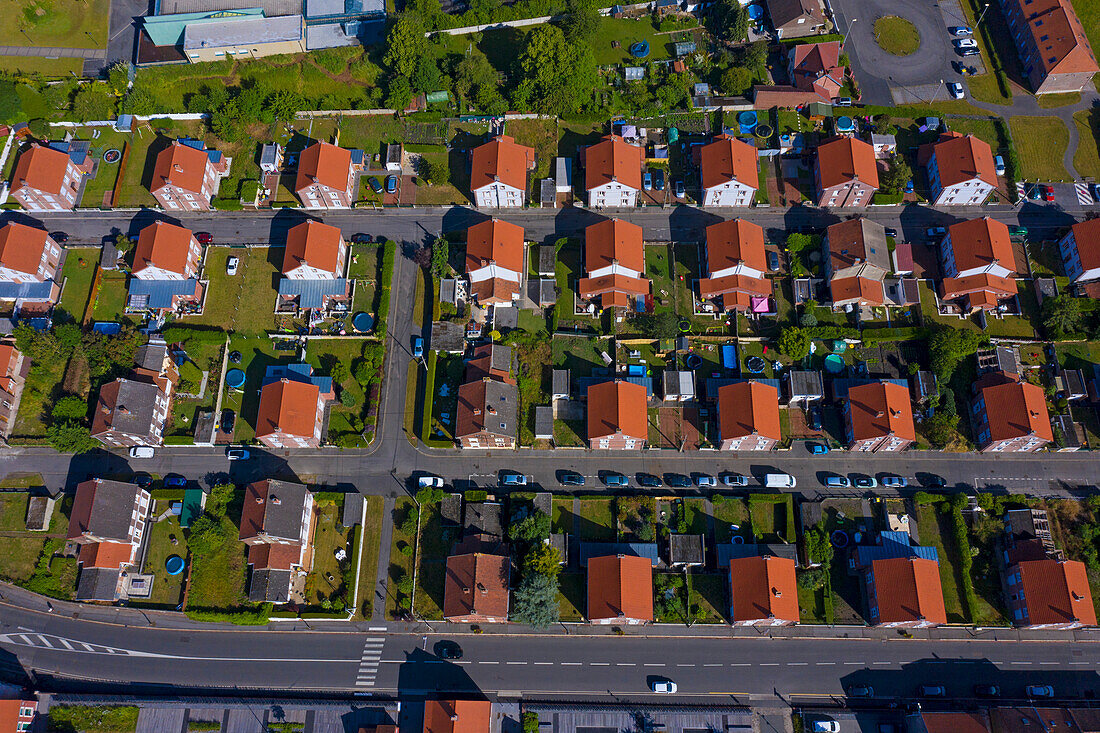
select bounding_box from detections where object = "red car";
[195,231,213,244]
[1041,185,1056,202]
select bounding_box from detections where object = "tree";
[872,113,894,135]
[51,395,87,423]
[514,25,597,115]
[267,90,304,122]
[0,82,22,124]
[1042,294,1084,339]
[928,328,983,381]
[799,312,818,328]
[880,154,912,194]
[27,118,48,138]
[719,65,754,96]
[510,511,551,542]
[46,422,97,454]
[785,232,816,254]
[922,410,960,448]
[709,0,749,42]
[114,233,135,253]
[411,56,441,94]
[628,311,680,339]
[523,544,562,577]
[385,75,413,112]
[803,525,833,567]
[431,237,449,276]
[454,49,504,113]
[106,63,130,97]
[384,15,427,79]
[205,483,235,517]
[71,85,115,122]
[510,572,559,627]
[778,326,811,360]
[560,0,599,44]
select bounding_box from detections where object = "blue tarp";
[278,278,347,309]
[127,279,199,310]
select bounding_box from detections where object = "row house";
[67,479,151,601]
[470,135,535,208]
[998,0,1098,94]
[239,479,315,604]
[577,218,650,310]
[10,142,94,211]
[971,370,1052,452]
[698,134,758,207]
[255,364,335,449]
[716,381,781,451]
[824,217,891,308]
[843,381,915,452]
[150,138,230,211]
[465,219,525,306]
[91,339,178,448]
[584,135,643,208]
[924,133,997,206]
[939,217,1018,312]
[697,219,771,312]
[814,136,879,208]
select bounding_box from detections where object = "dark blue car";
[385,175,398,194]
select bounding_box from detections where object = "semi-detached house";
[10,142,94,211]
[698,218,771,312]
[585,135,643,208]
[470,135,535,208]
[698,134,758,207]
[295,141,358,209]
[150,138,230,211]
[814,136,878,208]
[924,132,997,206]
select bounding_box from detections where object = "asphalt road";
[3,604,1100,701]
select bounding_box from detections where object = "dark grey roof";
[25,495,54,531]
[483,379,519,441]
[533,492,552,517]
[785,370,823,398]
[464,501,502,539]
[717,542,798,567]
[75,567,121,601]
[1062,368,1087,397]
[431,321,465,353]
[260,144,280,167]
[1052,415,1083,449]
[911,370,937,400]
[538,278,556,307]
[579,541,660,567]
[134,338,168,372]
[342,491,364,527]
[261,480,310,540]
[534,405,553,439]
[84,479,143,541]
[538,245,556,275]
[440,278,457,305]
[552,369,570,397]
[278,278,348,309]
[485,344,513,374]
[549,533,568,564]
[1004,508,1050,542]
[663,369,695,398]
[541,178,555,206]
[493,306,518,330]
[249,568,292,603]
[101,242,119,270]
[97,378,163,442]
[183,14,303,50]
[668,534,704,565]
[441,494,463,527]
[977,346,1018,375]
[766,0,824,28]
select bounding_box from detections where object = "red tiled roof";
[940,273,1017,306]
[443,552,510,619]
[700,135,758,191]
[0,222,50,277]
[931,132,997,189]
[255,379,321,441]
[152,140,215,195]
[1008,0,1098,78]
[247,541,302,570]
[729,555,798,623]
[587,380,648,442]
[423,700,492,733]
[78,541,133,569]
[466,219,525,275]
[1068,218,1100,273]
[12,144,70,196]
[1014,558,1097,625]
[752,86,824,108]
[790,41,844,98]
[830,275,886,305]
[0,342,21,394]
[584,135,643,192]
[920,712,991,733]
[847,381,915,443]
[283,220,344,276]
[704,219,767,273]
[976,376,1053,443]
[816,136,879,191]
[470,135,534,193]
[871,557,947,624]
[587,554,653,621]
[718,381,781,442]
[946,217,1015,273]
[584,218,644,272]
[295,142,351,194]
[133,221,196,277]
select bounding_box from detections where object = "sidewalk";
[0,45,106,58]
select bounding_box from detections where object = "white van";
[764,473,796,488]
[129,446,155,459]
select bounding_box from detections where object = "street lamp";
[929,79,944,105]
[842,17,858,46]
[977,2,991,25]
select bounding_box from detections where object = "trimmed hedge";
[861,326,930,344]
[185,603,272,625]
[376,239,395,338]
[420,351,438,443]
[464,490,489,502]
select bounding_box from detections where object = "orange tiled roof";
[931,132,998,189]
[584,218,644,273]
[816,136,879,191]
[133,221,196,277]
[470,135,534,193]
[729,555,798,623]
[871,556,947,624]
[977,376,1053,443]
[12,144,71,196]
[830,275,886,305]
[1009,0,1098,78]
[152,140,215,195]
[78,541,133,569]
[700,135,758,191]
[283,220,344,276]
[255,379,321,441]
[423,700,492,733]
[466,219,525,275]
[946,217,1015,273]
[704,219,767,273]
[295,142,351,194]
[444,552,510,619]
[847,381,915,443]
[587,554,653,621]
[584,135,643,192]
[718,381,781,442]
[1014,558,1097,625]
[1067,218,1100,273]
[0,222,50,277]
[587,380,648,442]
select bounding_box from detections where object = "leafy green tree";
[205,483,235,517]
[928,328,983,381]
[922,410,960,448]
[785,232,816,254]
[385,75,413,112]
[778,326,811,360]
[121,86,157,115]
[411,56,441,94]
[720,65,754,96]
[872,113,894,134]
[880,154,912,194]
[523,544,562,577]
[803,525,833,566]
[510,572,559,627]
[51,396,87,423]
[27,118,49,138]
[510,511,551,542]
[47,422,97,454]
[514,25,597,115]
[384,15,427,79]
[0,82,22,124]
[266,90,304,122]
[628,311,680,339]
[106,63,130,97]
[1041,294,1084,339]
[560,0,600,44]
[709,0,748,42]
[431,237,449,276]
[71,85,115,122]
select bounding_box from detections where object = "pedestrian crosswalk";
[355,636,385,687]
[1016,181,1027,200]
[1077,183,1094,206]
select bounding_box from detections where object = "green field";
[1008,116,1071,181]
[0,0,109,48]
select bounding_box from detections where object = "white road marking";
[355,637,385,687]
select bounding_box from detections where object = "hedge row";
[861,326,931,345]
[185,604,272,625]
[914,493,979,621]
[420,351,438,443]
[376,239,396,338]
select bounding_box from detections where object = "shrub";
[464,489,489,502]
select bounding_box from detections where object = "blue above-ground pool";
[165,555,185,575]
[225,369,246,389]
[823,354,845,374]
[352,312,374,333]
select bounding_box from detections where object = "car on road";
[1026,183,1041,200]
[220,409,235,434]
[808,406,823,431]
[825,475,850,488]
[412,336,424,358]
[811,723,840,733]
[947,82,965,99]
[974,684,1001,697]
[368,177,383,194]
[674,180,685,198]
[654,169,665,190]
[884,227,898,239]
[643,171,653,190]
[132,472,153,488]
[1027,685,1055,698]
[694,474,717,487]
[49,231,69,244]
[651,679,678,694]
[1042,184,1056,202]
[226,448,250,461]
[1091,183,1100,203]
[882,475,907,488]
[435,640,462,660]
[665,473,691,488]
[350,233,372,243]
[926,226,946,240]
[559,471,585,486]
[847,685,873,698]
[918,472,947,488]
[853,476,878,488]
[810,442,829,454]
[1009,225,1028,237]
[950,25,973,35]
[385,175,398,194]
[602,472,629,487]
[129,446,155,459]
[226,256,239,276]
[195,232,213,245]
[418,475,444,488]
[164,475,187,487]
[953,38,978,48]
[835,97,852,107]
[721,473,748,487]
[502,473,528,486]
[958,46,981,56]
[637,473,662,487]
[995,155,1006,175]
[920,685,946,698]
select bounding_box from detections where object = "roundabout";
[873,15,920,56]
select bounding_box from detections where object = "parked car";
[950,25,973,35]
[721,473,748,487]
[412,336,424,358]
[195,232,213,245]
[368,177,383,194]
[810,443,829,455]
[1027,183,1041,200]
[947,82,965,99]
[811,723,840,733]
[847,685,874,698]
[674,180,685,198]
[808,406,823,431]
[385,175,398,194]
[951,60,967,74]
[132,473,153,488]
[435,641,462,660]
[219,409,235,435]
[974,684,1001,698]
[602,472,629,487]
[164,475,187,487]
[560,471,585,486]
[884,227,898,239]
[1091,183,1100,203]
[418,475,444,488]
[953,38,978,48]
[926,226,946,240]
[350,233,372,243]
[694,474,717,487]
[918,472,947,488]
[1009,225,1029,237]
[654,169,665,190]
[643,171,653,190]
[129,446,155,459]
[226,448,250,461]
[920,685,946,698]
[852,476,878,488]
[651,679,678,694]
[881,475,907,488]
[226,256,239,276]
[958,47,981,56]
[637,473,662,487]
[904,179,914,193]
[502,473,528,486]
[994,155,1006,175]
[835,97,852,107]
[665,473,691,488]
[825,475,850,488]
[48,231,69,244]
[1027,685,1055,698]
[1042,184,1056,202]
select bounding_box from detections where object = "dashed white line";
[703,663,722,667]
[617,663,636,667]
[561,662,581,666]
[644,663,665,667]
[788,662,808,666]
[815,662,835,666]
[533,662,554,666]
[479,661,499,665]
[506,661,527,665]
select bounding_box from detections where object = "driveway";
[83,0,150,75]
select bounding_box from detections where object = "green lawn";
[552,334,608,378]
[385,498,417,619]
[195,247,279,335]
[0,492,29,531]
[0,536,48,583]
[943,118,1003,151]
[983,283,1039,339]
[58,247,100,322]
[413,502,448,620]
[1009,116,1071,181]
[687,573,727,623]
[552,497,575,534]
[137,504,188,608]
[1074,109,1100,180]
[114,125,162,208]
[305,337,380,446]
[305,499,353,608]
[185,514,250,610]
[576,498,615,541]
[91,270,129,323]
[0,56,82,76]
[711,496,750,544]
[354,495,384,619]
[506,118,558,182]
[590,16,678,65]
[218,335,279,443]
[0,0,109,47]
[748,495,794,543]
[916,504,968,623]
[917,280,982,333]
[873,16,920,56]
[558,572,585,621]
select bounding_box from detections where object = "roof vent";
[255,496,264,504]
[462,586,470,594]
[771,587,782,598]
[173,163,183,173]
[450,715,459,723]
[876,410,885,418]
[271,496,281,505]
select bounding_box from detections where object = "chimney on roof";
[450,715,459,723]
[772,587,782,598]
[493,174,500,182]
[462,585,470,594]
[118,406,130,415]
[173,163,182,173]
[255,496,264,504]
[477,582,487,594]
[271,496,281,505]
[876,410,885,418]
[1073,591,1084,601]
[611,175,618,183]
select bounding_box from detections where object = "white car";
[812,722,841,733]
[226,256,240,275]
[418,475,444,488]
[947,82,965,99]
[954,38,978,48]
[128,446,155,459]
[651,679,678,693]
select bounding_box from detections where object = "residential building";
[765,0,826,38]
[906,712,991,733]
[587,553,653,623]
[584,135,643,208]
[182,14,306,63]
[295,141,358,209]
[150,138,230,211]
[1006,557,1096,628]
[1058,218,1100,285]
[239,479,316,604]
[423,700,493,733]
[940,217,1017,311]
[814,136,879,208]
[924,133,997,206]
[698,219,771,311]
[466,343,515,384]
[0,699,37,733]
[728,554,798,625]
[577,218,650,309]
[785,370,824,405]
[456,377,519,449]
[788,41,843,100]
[465,218,525,305]
[971,371,1052,452]
[278,220,350,314]
[67,478,151,602]
[717,381,781,451]
[10,142,94,211]
[991,709,1079,733]
[470,135,535,208]
[0,340,29,438]
[91,340,178,447]
[823,217,891,308]
[587,379,647,450]
[255,363,335,449]
[865,556,947,627]
[0,223,62,317]
[998,0,1099,94]
[843,381,915,452]
[127,221,206,315]
[443,541,511,623]
[699,134,758,207]
[1004,507,1060,564]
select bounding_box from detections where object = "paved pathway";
[0,45,105,58]
[370,496,395,621]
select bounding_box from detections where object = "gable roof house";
[824,217,892,308]
[456,377,519,449]
[127,221,205,315]
[466,343,515,384]
[0,699,38,733]
[729,554,799,625]
[814,136,879,208]
[0,341,29,438]
[444,544,511,623]
[843,381,915,452]
[865,556,947,627]
[766,0,826,38]
[278,220,349,314]
[10,142,94,211]
[584,135,643,209]
[67,479,151,601]
[587,553,653,623]
[1058,217,1100,286]
[470,135,535,208]
[587,379,648,450]
[0,223,62,316]
[150,138,230,211]
[423,700,493,733]
[577,218,650,310]
[998,0,1099,94]
[924,133,997,206]
[971,370,1052,452]
[295,141,359,209]
[1006,557,1096,628]
[91,340,178,448]
[698,219,772,312]
[699,135,759,207]
[939,217,1018,312]
[717,381,781,451]
[789,41,844,100]
[255,363,335,449]
[239,479,316,604]
[465,219,526,306]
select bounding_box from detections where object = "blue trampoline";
[352,312,374,333]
